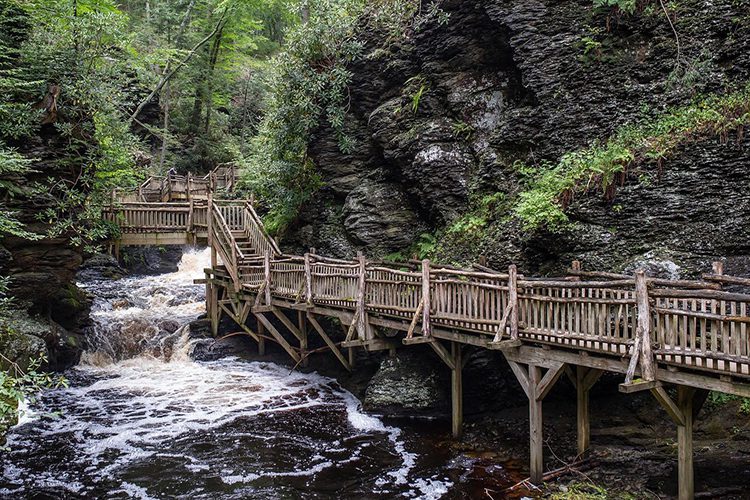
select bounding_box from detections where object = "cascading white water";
[0,247,452,499]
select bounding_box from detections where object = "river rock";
[364,350,448,416]
[0,310,83,371]
[121,246,184,275]
[78,253,127,281]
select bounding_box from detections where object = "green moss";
[515,83,750,231]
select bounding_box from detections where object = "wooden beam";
[536,362,565,401]
[619,379,662,393]
[451,342,463,439]
[218,302,260,342]
[307,313,351,372]
[255,313,300,363]
[650,386,686,426]
[505,359,530,399]
[428,340,455,370]
[271,308,304,342]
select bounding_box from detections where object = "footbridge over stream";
[104,173,750,500]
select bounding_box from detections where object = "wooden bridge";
[104,179,750,500]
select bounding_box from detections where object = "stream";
[0,249,523,499]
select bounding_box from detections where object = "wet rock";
[78,253,127,281]
[158,320,181,334]
[121,246,184,275]
[364,350,448,416]
[0,310,83,371]
[112,299,130,309]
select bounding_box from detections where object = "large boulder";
[364,350,448,416]
[121,246,184,275]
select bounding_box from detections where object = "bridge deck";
[105,189,750,499]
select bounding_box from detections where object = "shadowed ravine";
[0,249,523,499]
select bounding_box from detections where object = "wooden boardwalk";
[105,175,750,499]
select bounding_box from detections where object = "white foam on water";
[14,397,36,427]
[3,246,452,498]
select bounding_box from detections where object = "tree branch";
[128,9,227,123]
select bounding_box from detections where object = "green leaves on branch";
[515,83,750,230]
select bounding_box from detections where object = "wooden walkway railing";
[103,197,750,381]
[106,195,750,499]
[112,163,238,203]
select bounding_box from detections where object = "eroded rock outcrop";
[285,0,750,278]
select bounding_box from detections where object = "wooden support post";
[304,252,313,304]
[422,259,432,337]
[509,264,519,340]
[187,172,192,201]
[504,359,566,485]
[356,253,368,341]
[528,364,544,483]
[575,366,602,456]
[650,385,699,500]
[677,386,695,500]
[210,281,220,336]
[257,320,266,356]
[298,310,308,367]
[451,342,463,438]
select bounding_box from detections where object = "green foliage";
[593,0,638,15]
[243,0,448,235]
[515,83,750,230]
[0,279,67,438]
[706,391,750,416]
[446,192,508,244]
[384,232,438,262]
[405,75,428,114]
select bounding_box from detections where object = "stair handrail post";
[207,192,214,243]
[509,264,519,340]
[422,259,432,338]
[356,252,368,341]
[304,252,313,304]
[264,250,272,305]
[635,269,656,381]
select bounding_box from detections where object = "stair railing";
[242,202,281,258]
[210,203,246,288]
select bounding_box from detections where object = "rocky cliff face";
[285,0,750,277]
[0,125,92,369]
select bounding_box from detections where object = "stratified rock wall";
[286,0,750,277]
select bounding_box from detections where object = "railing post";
[304,252,313,305]
[208,192,217,267]
[264,251,272,305]
[422,259,432,338]
[635,269,656,381]
[356,253,368,341]
[712,261,724,290]
[187,172,192,202]
[509,264,518,340]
